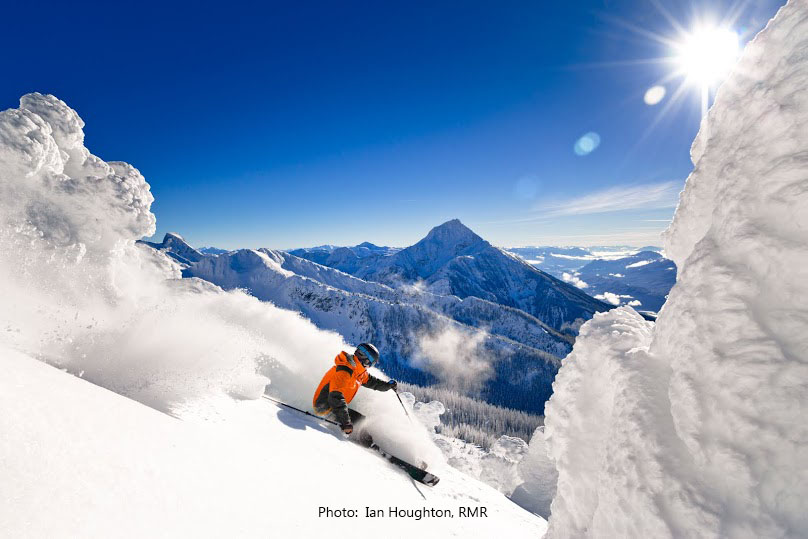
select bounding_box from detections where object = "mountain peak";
[423,219,483,247]
[139,232,204,265]
[163,232,185,243]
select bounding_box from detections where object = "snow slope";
[543,1,808,536]
[0,345,546,538]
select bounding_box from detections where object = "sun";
[572,2,754,146]
[674,26,740,87]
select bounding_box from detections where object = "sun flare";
[674,26,740,87]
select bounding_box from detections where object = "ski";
[369,443,440,487]
[259,395,439,486]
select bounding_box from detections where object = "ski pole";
[261,394,341,426]
[393,389,413,423]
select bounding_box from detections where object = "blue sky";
[1,0,785,249]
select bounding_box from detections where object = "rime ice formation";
[543,1,808,537]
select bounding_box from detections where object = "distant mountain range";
[505,245,658,274]
[503,246,598,276]
[288,242,401,274]
[198,246,229,255]
[138,221,676,412]
[506,245,675,315]
[291,239,674,317]
[139,221,616,413]
[575,251,676,313]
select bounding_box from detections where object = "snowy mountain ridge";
[293,235,672,316]
[293,219,612,332]
[288,241,400,270]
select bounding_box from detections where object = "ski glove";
[341,423,353,434]
[364,374,391,392]
[388,380,398,391]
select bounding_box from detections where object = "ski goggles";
[356,345,378,367]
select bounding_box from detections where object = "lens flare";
[643,85,666,105]
[574,132,601,156]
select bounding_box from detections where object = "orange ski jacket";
[312,351,391,425]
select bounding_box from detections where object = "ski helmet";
[354,343,380,367]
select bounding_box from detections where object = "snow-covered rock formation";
[0,92,309,412]
[543,1,808,536]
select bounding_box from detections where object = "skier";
[312,343,397,443]
[308,343,439,486]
